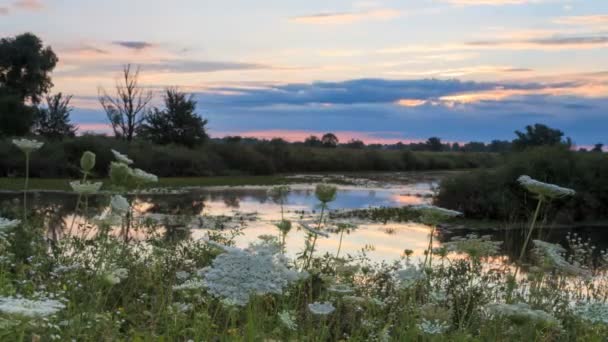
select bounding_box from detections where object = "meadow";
[0,139,607,341]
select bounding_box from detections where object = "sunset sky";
[1,0,606,145]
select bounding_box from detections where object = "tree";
[0,93,36,137]
[99,64,152,142]
[304,135,322,147]
[321,133,339,148]
[512,124,568,150]
[344,139,365,149]
[34,93,76,140]
[426,137,443,152]
[592,143,604,152]
[138,88,208,147]
[0,33,57,104]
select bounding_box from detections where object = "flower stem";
[514,197,544,278]
[22,153,29,223]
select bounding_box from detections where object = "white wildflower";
[0,296,64,317]
[132,168,158,184]
[69,181,102,195]
[102,268,128,285]
[396,266,426,288]
[175,271,190,281]
[573,302,608,324]
[12,139,43,154]
[417,319,450,335]
[173,279,205,291]
[486,302,558,326]
[278,310,298,331]
[532,240,590,277]
[200,244,305,306]
[328,284,355,295]
[111,149,133,165]
[517,175,575,199]
[0,217,20,236]
[300,222,330,238]
[110,195,130,214]
[308,302,335,315]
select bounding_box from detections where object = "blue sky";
[1,0,607,145]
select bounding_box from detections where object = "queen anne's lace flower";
[412,205,462,219]
[486,302,558,326]
[12,139,44,153]
[69,181,102,194]
[396,266,426,288]
[173,279,205,291]
[111,149,133,165]
[267,185,291,201]
[278,310,298,331]
[0,217,20,233]
[0,296,64,317]
[110,195,130,214]
[102,268,128,285]
[200,243,305,306]
[328,284,354,295]
[132,168,158,184]
[573,302,608,324]
[417,319,450,335]
[308,302,335,315]
[517,175,575,199]
[532,240,590,277]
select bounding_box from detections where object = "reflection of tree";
[223,195,240,208]
[142,194,205,216]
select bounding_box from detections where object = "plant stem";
[22,153,29,223]
[335,229,345,259]
[518,198,543,263]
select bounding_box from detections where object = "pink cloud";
[13,0,44,10]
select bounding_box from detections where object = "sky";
[1,0,607,146]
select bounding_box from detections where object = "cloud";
[112,41,156,51]
[68,77,608,145]
[55,58,271,77]
[12,0,43,10]
[290,9,400,25]
[554,15,608,26]
[0,7,8,15]
[467,35,608,49]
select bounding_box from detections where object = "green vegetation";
[437,145,608,223]
[0,146,607,340]
[0,135,500,179]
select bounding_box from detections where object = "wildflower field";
[1,139,607,341]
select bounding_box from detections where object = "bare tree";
[98,64,152,142]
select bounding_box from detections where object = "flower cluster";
[69,181,103,195]
[0,296,64,317]
[110,195,130,214]
[267,185,291,202]
[486,302,558,326]
[111,149,133,165]
[300,222,330,238]
[0,217,20,236]
[411,204,462,225]
[417,319,450,335]
[573,302,608,324]
[396,266,426,288]
[12,138,44,154]
[532,240,590,277]
[517,175,575,200]
[199,242,305,306]
[308,302,335,315]
[278,310,298,330]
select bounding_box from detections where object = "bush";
[0,136,502,178]
[436,146,608,222]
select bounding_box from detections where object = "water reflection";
[2,183,607,264]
